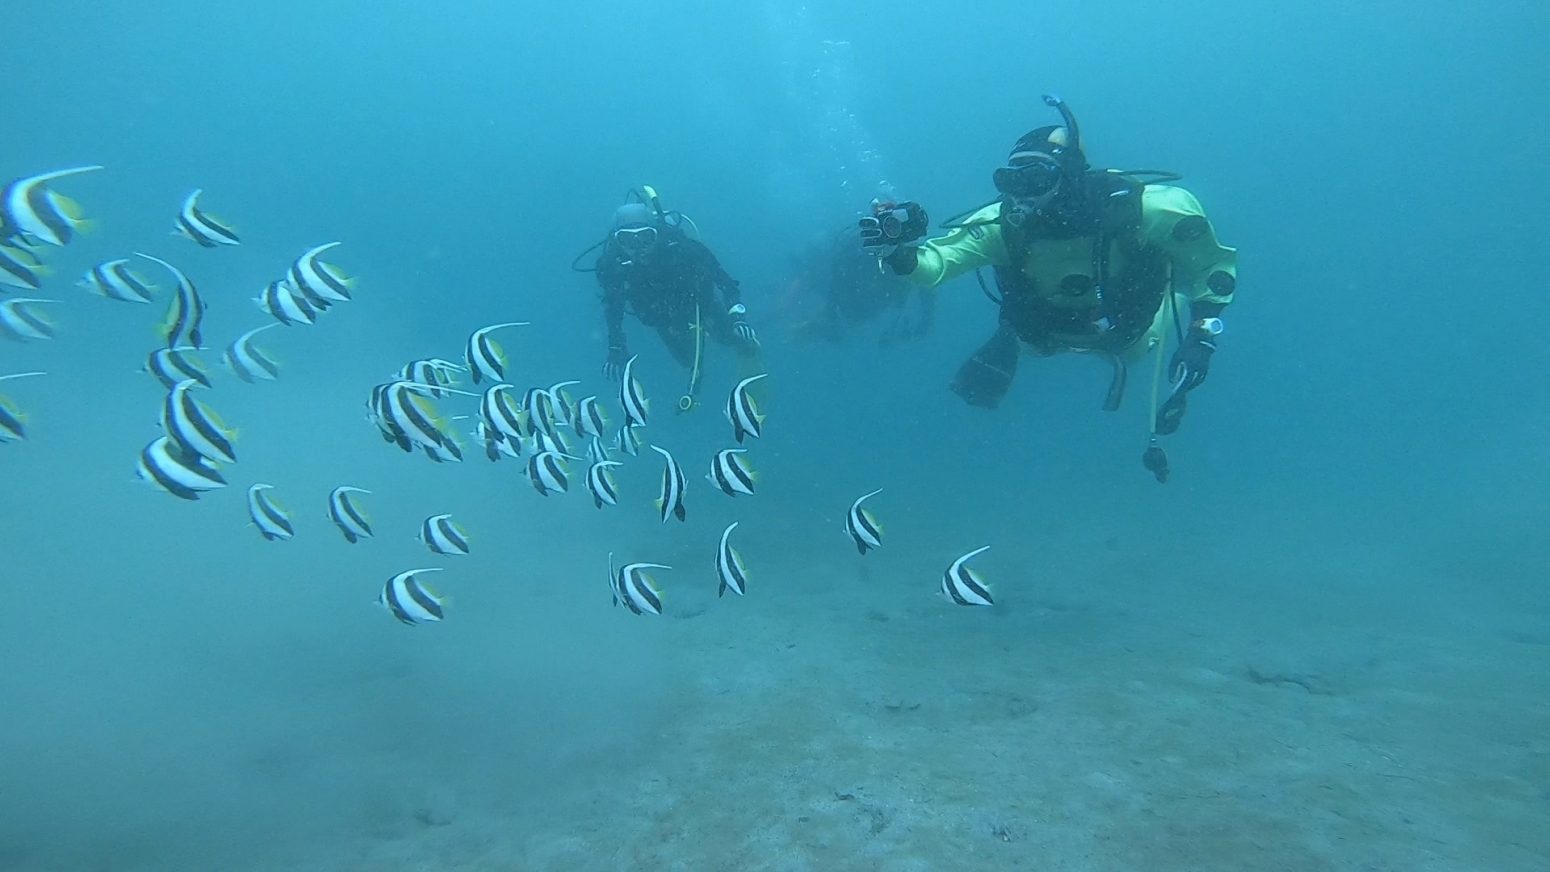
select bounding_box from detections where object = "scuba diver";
[859,95,1238,483]
[782,225,935,345]
[576,187,760,410]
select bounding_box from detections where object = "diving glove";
[1170,321,1221,390]
[859,199,928,258]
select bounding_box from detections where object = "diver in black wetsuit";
[783,226,934,345]
[592,193,759,385]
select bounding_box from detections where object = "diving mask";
[994,155,1064,226]
[993,156,1063,199]
[614,225,658,256]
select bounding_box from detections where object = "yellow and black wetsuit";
[900,182,1237,363]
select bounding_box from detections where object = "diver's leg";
[950,320,1021,409]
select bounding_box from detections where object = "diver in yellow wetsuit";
[859,96,1237,481]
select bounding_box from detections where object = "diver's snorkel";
[1042,94,1081,155]
[631,185,667,222]
[626,184,702,242]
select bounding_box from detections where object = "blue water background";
[2,1,1547,868]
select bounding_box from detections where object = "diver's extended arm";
[860,200,1009,288]
[596,265,630,378]
[1144,187,1237,394]
[689,241,742,310]
[689,241,758,345]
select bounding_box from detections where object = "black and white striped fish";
[522,386,560,437]
[586,459,622,508]
[146,346,210,390]
[78,259,156,303]
[844,488,884,555]
[527,450,570,496]
[574,395,608,439]
[396,358,463,398]
[255,279,317,326]
[941,545,993,606]
[246,484,294,541]
[529,423,569,457]
[609,553,668,616]
[493,422,522,458]
[366,383,410,451]
[173,189,240,247]
[546,380,580,427]
[0,298,56,340]
[136,435,226,500]
[465,321,529,384]
[287,242,355,308]
[0,372,45,443]
[726,373,768,443]
[475,420,521,461]
[619,354,649,428]
[137,253,205,349]
[615,423,641,457]
[0,243,46,290]
[0,397,23,443]
[716,521,748,598]
[161,379,237,464]
[585,435,610,464]
[1,165,102,246]
[422,435,463,463]
[707,448,757,497]
[650,444,686,523]
[328,486,373,543]
[418,513,471,556]
[371,380,465,453]
[379,568,446,625]
[224,324,281,382]
[478,383,528,443]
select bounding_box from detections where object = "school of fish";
[1,164,1002,622]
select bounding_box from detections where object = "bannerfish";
[716,521,748,598]
[246,484,294,541]
[173,189,240,247]
[941,545,994,606]
[328,485,373,543]
[844,488,884,555]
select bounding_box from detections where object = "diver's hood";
[612,202,654,229]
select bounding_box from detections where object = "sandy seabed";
[6,475,1545,872]
[250,540,1547,871]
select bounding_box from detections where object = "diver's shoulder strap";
[1094,170,1147,235]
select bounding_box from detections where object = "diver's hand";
[859,199,928,258]
[1170,332,1216,391]
[727,304,759,347]
[602,345,629,380]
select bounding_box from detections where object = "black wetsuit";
[825,245,932,343]
[596,234,747,369]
